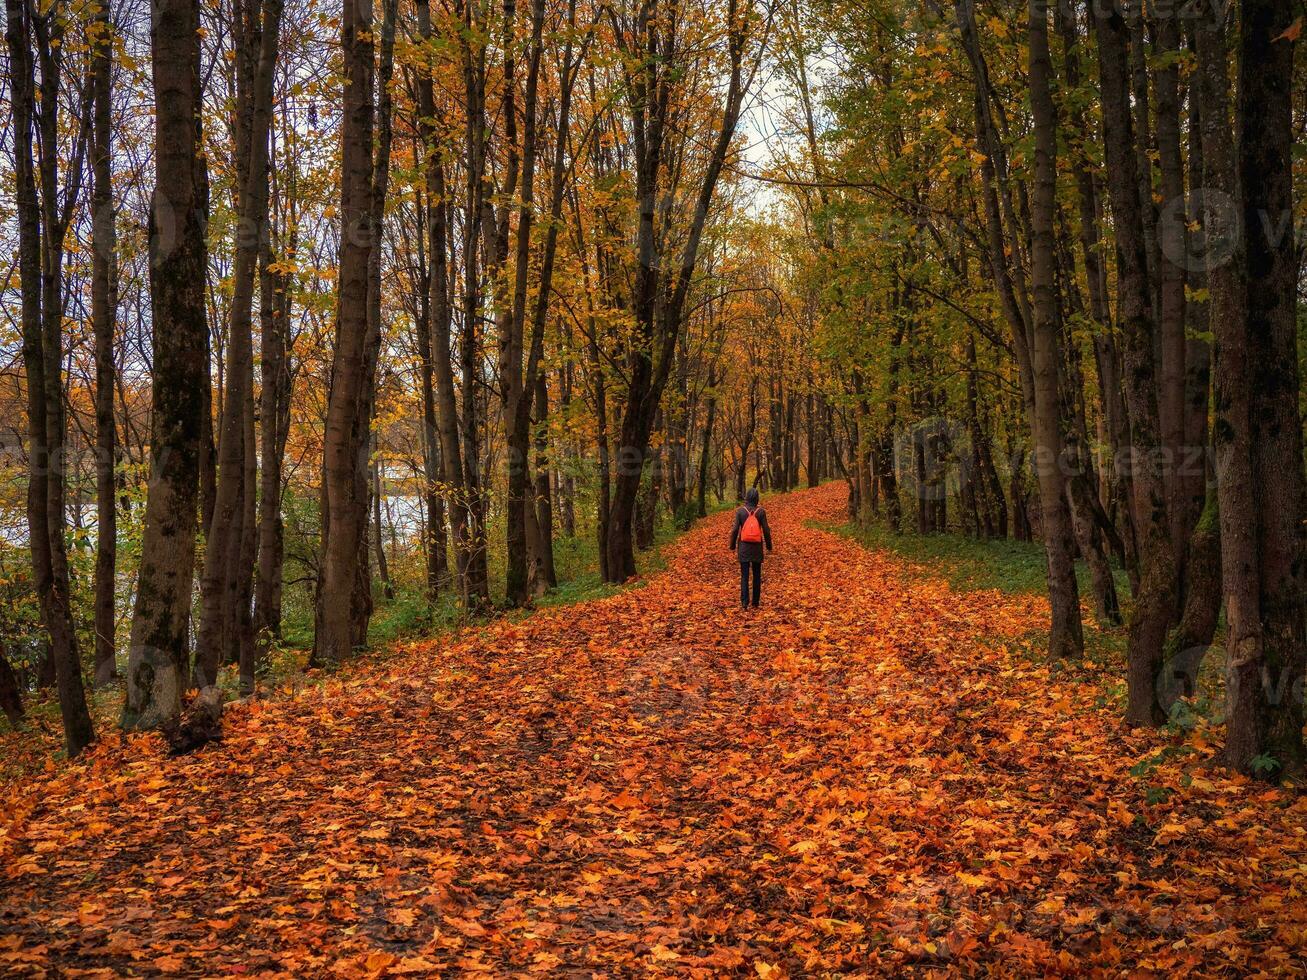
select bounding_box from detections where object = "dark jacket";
[729,505,773,563]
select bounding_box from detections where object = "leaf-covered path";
[3,483,1305,976]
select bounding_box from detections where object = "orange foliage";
[2,484,1305,974]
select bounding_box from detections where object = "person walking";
[728,487,773,609]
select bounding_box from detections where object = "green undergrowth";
[819,517,1133,600]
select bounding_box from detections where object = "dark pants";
[740,560,762,608]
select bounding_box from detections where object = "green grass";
[824,520,1055,595]
[821,519,1133,605]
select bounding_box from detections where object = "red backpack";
[740,507,763,544]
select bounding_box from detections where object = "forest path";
[3,483,1305,975]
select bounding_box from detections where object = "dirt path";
[2,484,1304,976]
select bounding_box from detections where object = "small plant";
[1250,754,1281,778]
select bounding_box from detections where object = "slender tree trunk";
[373,455,395,601]
[195,0,283,687]
[346,0,397,651]
[235,384,258,693]
[558,356,577,536]
[1153,14,1190,564]
[315,0,376,664]
[123,0,209,731]
[458,0,491,607]
[91,2,119,687]
[501,0,538,606]
[530,369,557,593]
[1181,29,1212,564]
[698,363,718,517]
[253,234,290,644]
[412,190,448,602]
[1195,5,1258,762]
[588,304,612,580]
[416,0,471,605]
[957,0,1081,656]
[1028,5,1083,659]
[1095,3,1178,724]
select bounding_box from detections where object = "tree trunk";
[345,0,397,651]
[254,234,290,644]
[1095,4,1178,724]
[316,0,380,663]
[195,0,282,687]
[412,190,448,602]
[0,645,23,728]
[123,0,210,732]
[416,0,473,607]
[1158,494,1221,713]
[1153,14,1191,564]
[558,356,577,537]
[1223,0,1306,776]
[235,385,258,694]
[1028,3,1083,659]
[373,455,395,602]
[90,1,119,688]
[456,0,492,607]
[500,0,541,607]
[1195,3,1259,761]
[956,0,1078,656]
[530,367,557,593]
[697,363,718,517]
[1181,28,1212,575]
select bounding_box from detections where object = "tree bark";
[345,0,397,650]
[235,380,258,694]
[411,188,448,602]
[253,230,291,645]
[1153,14,1191,564]
[1224,0,1306,775]
[0,645,23,728]
[530,367,557,593]
[195,0,283,687]
[315,0,378,664]
[1195,1,1258,767]
[124,0,210,731]
[372,454,395,601]
[500,0,540,607]
[1095,3,1178,725]
[1028,4,1083,659]
[415,0,473,607]
[1158,494,1221,713]
[90,0,119,688]
[698,363,718,517]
